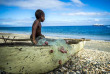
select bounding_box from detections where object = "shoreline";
[0,32,110,42]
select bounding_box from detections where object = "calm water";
[0,26,110,40]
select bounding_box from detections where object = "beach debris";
[76,71,80,74]
[104,67,110,71]
[50,50,54,53]
[45,41,48,45]
[59,67,67,72]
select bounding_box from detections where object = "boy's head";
[35,9,45,22]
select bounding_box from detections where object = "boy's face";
[41,14,45,22]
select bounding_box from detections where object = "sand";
[85,40,110,52]
[0,33,110,73]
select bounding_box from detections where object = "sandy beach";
[0,33,110,74]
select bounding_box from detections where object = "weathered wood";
[0,38,90,41]
[0,36,90,42]
[0,37,30,41]
[5,36,10,43]
[2,36,6,43]
[0,40,86,73]
[11,36,16,43]
[64,38,90,41]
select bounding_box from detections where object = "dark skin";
[32,15,45,44]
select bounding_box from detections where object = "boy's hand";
[33,40,37,45]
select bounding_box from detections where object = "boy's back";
[30,20,42,38]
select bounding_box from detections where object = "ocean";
[0,26,110,40]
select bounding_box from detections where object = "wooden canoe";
[0,39,86,73]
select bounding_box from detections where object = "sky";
[0,0,110,26]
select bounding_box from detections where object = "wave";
[106,26,110,28]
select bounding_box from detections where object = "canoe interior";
[0,39,82,47]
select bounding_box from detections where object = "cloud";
[0,0,70,10]
[62,12,110,16]
[0,18,33,26]
[71,0,85,6]
[0,0,86,10]
[94,19,100,22]
[0,17,110,26]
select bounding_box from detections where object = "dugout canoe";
[0,39,86,73]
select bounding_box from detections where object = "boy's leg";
[30,35,45,45]
[34,36,45,45]
[35,36,45,42]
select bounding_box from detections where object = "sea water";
[0,26,110,40]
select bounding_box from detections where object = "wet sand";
[0,33,110,73]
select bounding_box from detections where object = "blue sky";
[0,0,110,26]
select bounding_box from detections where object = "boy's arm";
[32,21,39,44]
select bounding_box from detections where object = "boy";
[30,9,45,45]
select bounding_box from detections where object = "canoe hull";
[0,41,86,73]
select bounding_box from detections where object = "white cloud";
[0,18,33,26]
[0,17,110,26]
[71,0,85,6]
[62,12,110,16]
[94,19,100,22]
[0,0,86,10]
[0,0,70,10]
